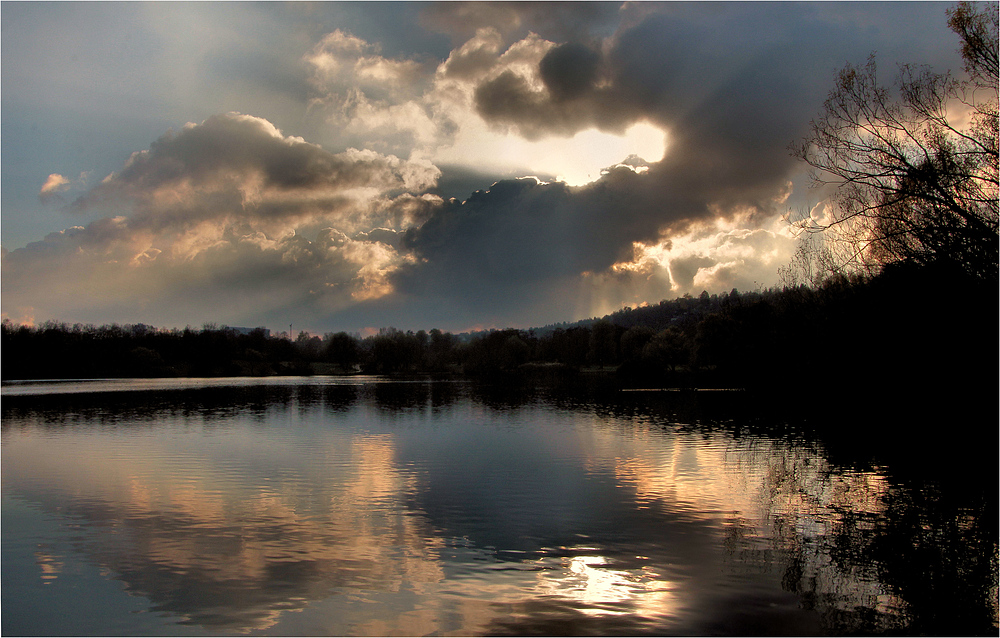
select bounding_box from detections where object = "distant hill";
[528,289,742,336]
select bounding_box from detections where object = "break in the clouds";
[1,2,965,332]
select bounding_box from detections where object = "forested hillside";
[4,259,994,418]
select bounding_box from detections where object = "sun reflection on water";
[2,381,994,635]
[33,548,64,584]
[533,553,676,619]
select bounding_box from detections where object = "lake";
[2,377,996,636]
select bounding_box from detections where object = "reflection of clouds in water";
[2,387,930,635]
[609,427,906,631]
[14,429,447,633]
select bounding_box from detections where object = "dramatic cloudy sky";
[1,2,965,334]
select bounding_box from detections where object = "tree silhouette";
[792,2,998,282]
[587,319,617,366]
[643,327,689,373]
[324,331,359,373]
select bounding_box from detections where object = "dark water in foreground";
[2,377,996,636]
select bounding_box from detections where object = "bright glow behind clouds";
[1,2,968,332]
[434,120,666,186]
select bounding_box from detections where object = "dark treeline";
[0,293,724,381]
[3,259,995,413]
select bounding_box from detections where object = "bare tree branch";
[790,4,999,282]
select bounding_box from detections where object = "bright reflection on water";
[1,378,996,636]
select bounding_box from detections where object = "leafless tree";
[792,2,998,282]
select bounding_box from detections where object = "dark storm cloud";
[429,164,557,202]
[539,42,602,101]
[401,4,835,313]
[472,39,643,139]
[472,5,828,160]
[395,167,679,320]
[474,68,641,139]
[388,2,962,326]
[471,3,960,172]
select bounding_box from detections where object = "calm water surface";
[2,377,996,636]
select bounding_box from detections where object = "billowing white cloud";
[74,112,438,233]
[306,30,432,104]
[304,26,667,187]
[3,113,439,328]
[39,173,71,198]
[304,30,444,156]
[37,172,91,204]
[618,217,799,291]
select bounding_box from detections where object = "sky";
[1,1,966,335]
